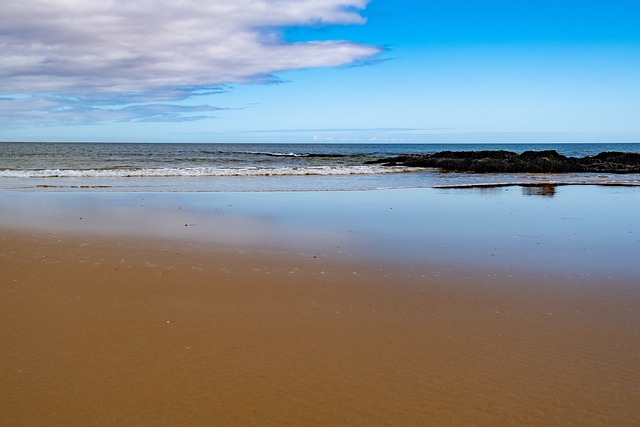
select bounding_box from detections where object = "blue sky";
[1,0,639,143]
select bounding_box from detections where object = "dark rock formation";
[580,152,640,173]
[366,150,640,174]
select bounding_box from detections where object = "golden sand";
[1,229,639,426]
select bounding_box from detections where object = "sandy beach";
[4,0,640,420]
[2,187,640,425]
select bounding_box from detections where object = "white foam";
[0,165,417,178]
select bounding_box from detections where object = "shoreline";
[2,228,640,425]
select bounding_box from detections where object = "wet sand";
[2,187,640,425]
[2,227,640,426]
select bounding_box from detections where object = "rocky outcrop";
[367,150,640,173]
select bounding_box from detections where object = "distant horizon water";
[4,133,640,144]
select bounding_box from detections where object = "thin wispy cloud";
[0,95,229,126]
[1,0,380,126]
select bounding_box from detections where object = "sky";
[1,0,639,143]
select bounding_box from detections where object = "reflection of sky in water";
[219,186,639,279]
[1,186,639,280]
[3,169,639,192]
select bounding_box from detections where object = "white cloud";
[0,0,379,125]
[2,0,377,94]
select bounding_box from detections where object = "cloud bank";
[0,0,379,126]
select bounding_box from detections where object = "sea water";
[1,142,639,192]
[1,142,639,279]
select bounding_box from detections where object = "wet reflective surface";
[2,185,639,280]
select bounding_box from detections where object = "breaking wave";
[0,165,415,178]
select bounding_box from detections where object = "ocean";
[1,142,639,192]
